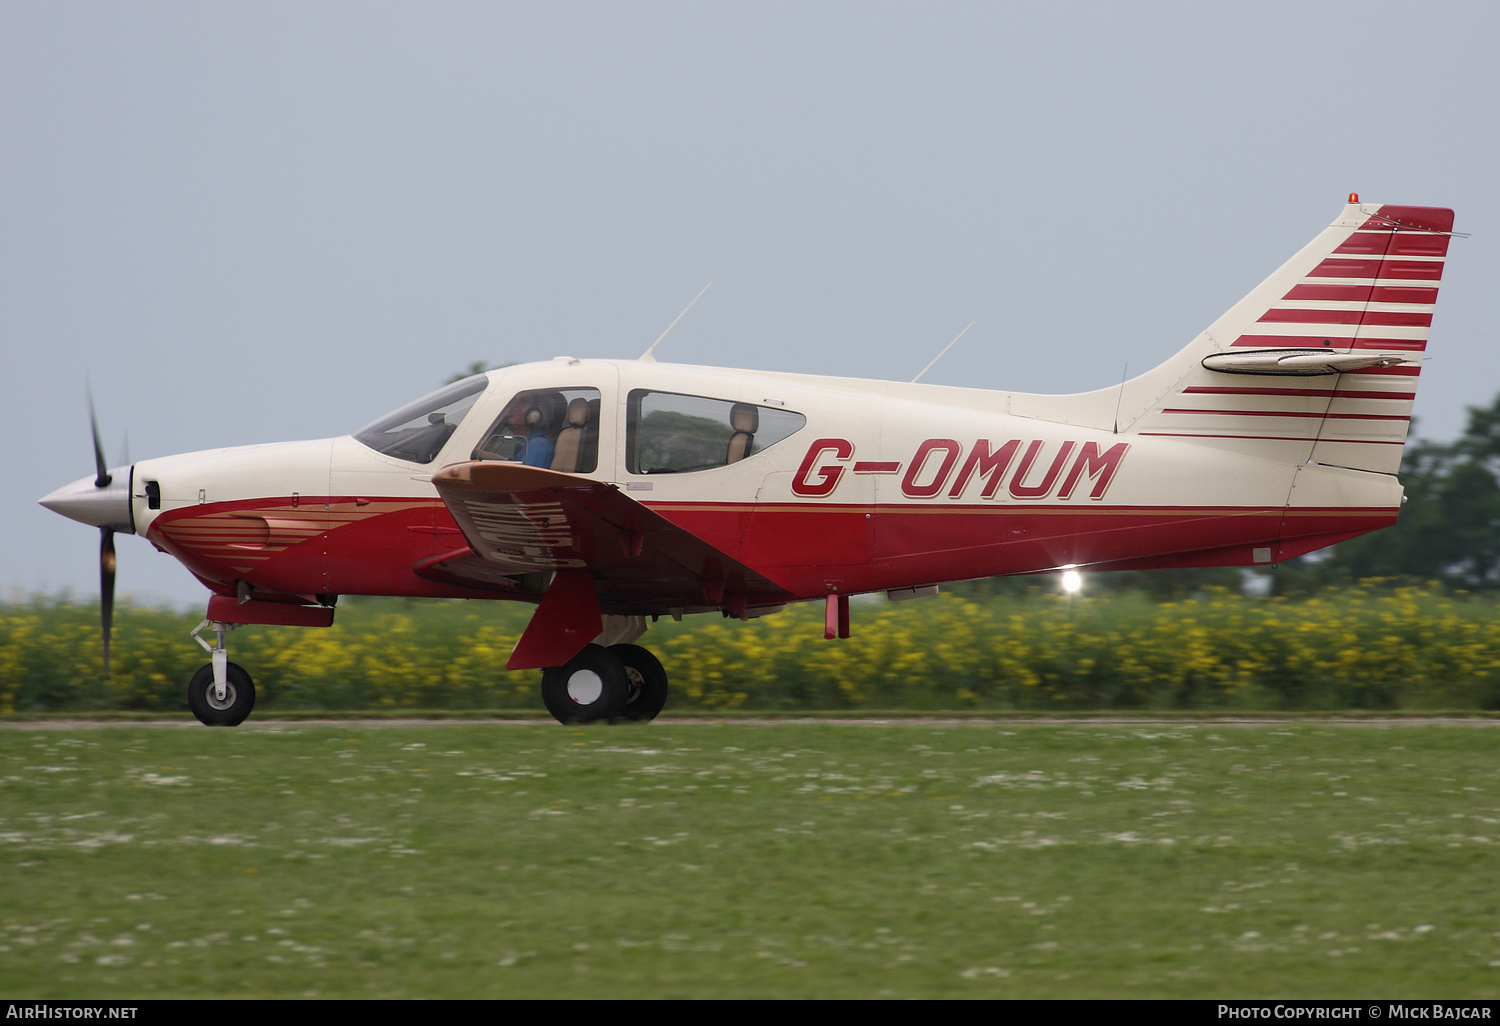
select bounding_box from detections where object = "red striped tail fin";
[1128,199,1456,475]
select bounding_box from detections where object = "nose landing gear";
[187,620,256,726]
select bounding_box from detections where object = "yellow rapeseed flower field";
[3,584,1499,712]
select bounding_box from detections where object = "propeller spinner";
[38,396,135,674]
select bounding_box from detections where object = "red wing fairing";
[429,462,792,616]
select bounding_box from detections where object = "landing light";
[1061,570,1082,594]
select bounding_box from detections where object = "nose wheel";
[187,619,255,726]
[187,661,256,726]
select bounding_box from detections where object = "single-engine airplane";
[40,197,1457,726]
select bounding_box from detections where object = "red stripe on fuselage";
[150,493,1404,609]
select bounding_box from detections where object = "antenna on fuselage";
[910,322,974,384]
[640,281,714,363]
[1112,363,1129,434]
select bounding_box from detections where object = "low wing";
[427,461,791,615]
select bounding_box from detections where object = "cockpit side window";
[626,390,806,474]
[473,388,602,473]
[352,375,488,464]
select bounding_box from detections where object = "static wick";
[1112,362,1129,434]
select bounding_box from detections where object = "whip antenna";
[640,281,714,363]
[911,321,974,383]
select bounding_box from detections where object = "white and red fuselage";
[128,358,1399,609]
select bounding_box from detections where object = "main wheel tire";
[541,644,629,724]
[187,662,256,727]
[610,644,668,722]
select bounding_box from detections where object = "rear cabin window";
[473,388,602,474]
[626,390,805,474]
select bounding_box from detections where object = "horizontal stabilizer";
[1200,350,1412,376]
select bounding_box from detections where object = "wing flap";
[429,462,790,613]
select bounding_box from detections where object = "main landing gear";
[540,642,669,725]
[187,620,256,726]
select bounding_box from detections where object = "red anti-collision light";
[1348,192,1360,203]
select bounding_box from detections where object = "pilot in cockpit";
[474,393,560,468]
[504,402,553,467]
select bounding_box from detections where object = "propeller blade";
[100,527,116,676]
[88,388,111,489]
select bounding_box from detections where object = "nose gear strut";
[187,619,256,726]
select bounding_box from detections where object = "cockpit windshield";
[352,375,488,464]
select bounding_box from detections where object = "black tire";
[541,644,628,724]
[187,662,256,727]
[611,644,668,722]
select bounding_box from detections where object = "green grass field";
[2,721,1498,998]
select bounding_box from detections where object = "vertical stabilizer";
[1127,200,1455,474]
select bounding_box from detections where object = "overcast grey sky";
[5,1,1497,607]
